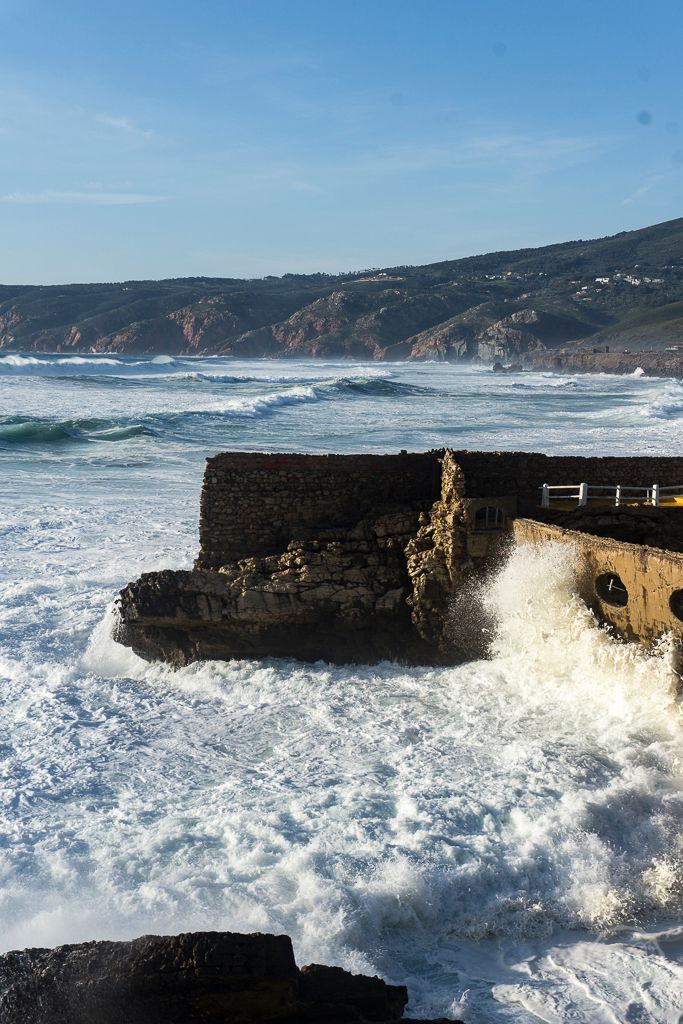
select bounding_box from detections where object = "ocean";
[0,353,682,1022]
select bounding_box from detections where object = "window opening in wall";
[595,572,629,608]
[670,589,683,622]
[474,506,505,531]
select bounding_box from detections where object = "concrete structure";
[514,519,683,669]
[116,450,683,672]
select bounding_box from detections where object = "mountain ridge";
[1,218,682,361]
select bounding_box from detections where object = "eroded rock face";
[524,348,683,378]
[116,450,519,668]
[0,931,428,1024]
[117,511,443,665]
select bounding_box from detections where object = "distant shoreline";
[2,347,682,380]
[521,349,683,379]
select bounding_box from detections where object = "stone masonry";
[116,450,683,666]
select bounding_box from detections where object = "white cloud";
[2,190,167,205]
[287,180,324,194]
[96,115,155,139]
[622,174,665,205]
[340,133,600,179]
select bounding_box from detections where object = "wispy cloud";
[242,129,602,198]
[287,180,324,195]
[2,190,167,205]
[96,114,155,138]
[340,133,601,179]
[622,174,665,205]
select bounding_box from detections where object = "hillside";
[1,218,682,361]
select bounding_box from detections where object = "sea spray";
[485,540,681,713]
[70,543,683,951]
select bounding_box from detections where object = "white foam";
[1,358,682,1021]
[642,382,683,420]
[0,353,125,371]
[213,384,320,417]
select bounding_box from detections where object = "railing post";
[541,484,550,508]
[652,483,660,507]
[578,482,588,507]
[615,484,621,507]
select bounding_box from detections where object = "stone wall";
[513,518,683,658]
[197,449,683,568]
[451,451,683,506]
[198,451,442,567]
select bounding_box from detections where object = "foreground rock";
[0,931,456,1023]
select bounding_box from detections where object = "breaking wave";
[0,416,158,446]
[75,544,683,957]
[0,353,179,377]
[209,384,320,416]
[642,382,683,420]
[326,377,440,397]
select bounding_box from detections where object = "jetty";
[116,450,683,675]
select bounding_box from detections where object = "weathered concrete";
[513,518,683,654]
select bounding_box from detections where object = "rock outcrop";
[404,307,595,363]
[523,348,683,378]
[0,930,454,1023]
[117,510,437,665]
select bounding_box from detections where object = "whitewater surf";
[1,355,681,1022]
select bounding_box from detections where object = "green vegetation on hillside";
[1,218,682,361]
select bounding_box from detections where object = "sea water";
[0,354,682,1022]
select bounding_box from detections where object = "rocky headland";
[0,930,455,1024]
[522,347,683,378]
[1,218,683,366]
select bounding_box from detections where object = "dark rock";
[0,931,300,1024]
[491,361,523,373]
[0,931,418,1024]
[299,964,407,1021]
[523,348,683,377]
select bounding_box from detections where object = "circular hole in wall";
[670,589,683,622]
[595,572,629,607]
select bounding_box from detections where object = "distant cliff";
[1,217,683,361]
[523,348,683,378]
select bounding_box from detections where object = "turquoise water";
[0,353,682,1022]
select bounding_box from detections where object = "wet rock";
[299,964,407,1021]
[0,930,458,1024]
[0,931,299,1024]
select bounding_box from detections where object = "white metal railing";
[540,482,683,509]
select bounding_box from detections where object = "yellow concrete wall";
[512,519,683,650]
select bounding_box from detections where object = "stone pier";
[116,450,683,667]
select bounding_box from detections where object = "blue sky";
[1,0,682,283]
